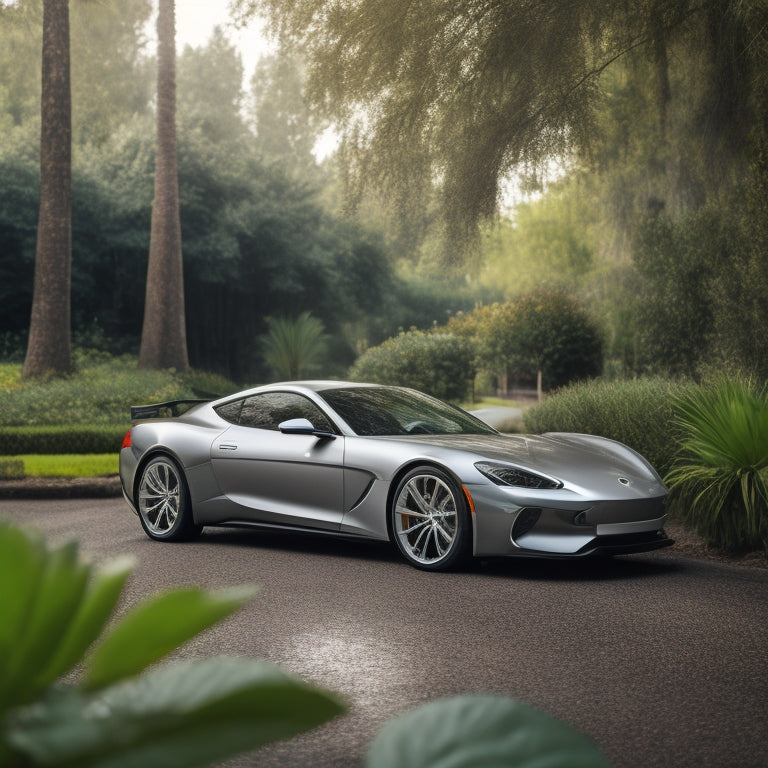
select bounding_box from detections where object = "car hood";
[397,432,665,493]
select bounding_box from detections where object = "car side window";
[217,392,335,433]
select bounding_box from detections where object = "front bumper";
[470,484,672,558]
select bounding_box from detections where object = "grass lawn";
[9,454,119,478]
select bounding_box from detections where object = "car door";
[210,391,345,530]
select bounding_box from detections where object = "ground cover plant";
[665,379,768,551]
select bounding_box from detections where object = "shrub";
[665,379,768,551]
[444,292,604,393]
[0,426,126,455]
[0,359,236,428]
[349,330,474,402]
[524,378,693,476]
[509,290,604,390]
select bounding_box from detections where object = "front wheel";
[390,466,472,570]
[137,456,201,541]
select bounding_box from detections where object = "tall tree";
[234,0,766,260]
[250,51,319,176]
[23,0,72,378]
[139,0,189,371]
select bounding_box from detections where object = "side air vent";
[511,507,542,541]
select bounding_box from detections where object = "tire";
[137,456,202,541]
[390,466,472,570]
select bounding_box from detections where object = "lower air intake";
[511,507,541,541]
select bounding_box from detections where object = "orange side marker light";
[462,485,477,515]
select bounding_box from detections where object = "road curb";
[0,476,122,499]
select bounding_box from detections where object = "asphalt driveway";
[1,497,766,768]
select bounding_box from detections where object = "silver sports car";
[120,381,672,570]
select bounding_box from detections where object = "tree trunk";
[23,0,72,379]
[138,0,189,371]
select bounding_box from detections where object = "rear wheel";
[137,456,201,541]
[390,466,472,570]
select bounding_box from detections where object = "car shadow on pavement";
[193,526,681,580]
[475,552,682,581]
[196,526,402,564]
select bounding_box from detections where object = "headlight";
[475,461,562,490]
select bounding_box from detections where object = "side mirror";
[278,418,336,440]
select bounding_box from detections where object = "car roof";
[228,381,383,397]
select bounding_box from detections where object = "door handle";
[218,443,238,451]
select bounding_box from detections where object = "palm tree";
[262,313,327,380]
[23,0,72,378]
[138,0,189,371]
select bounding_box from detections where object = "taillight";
[121,430,132,449]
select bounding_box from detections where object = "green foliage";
[505,290,604,390]
[261,312,328,380]
[0,521,345,768]
[665,380,768,551]
[8,455,117,478]
[479,193,594,299]
[242,0,766,262]
[446,291,604,392]
[366,695,610,768]
[0,458,24,480]
[524,378,692,476]
[0,428,124,456]
[349,330,474,402]
[0,359,235,428]
[632,213,720,377]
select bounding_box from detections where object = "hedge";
[523,378,694,476]
[0,426,126,456]
[349,330,475,402]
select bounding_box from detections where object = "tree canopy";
[233,0,768,259]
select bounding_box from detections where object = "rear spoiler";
[131,399,211,420]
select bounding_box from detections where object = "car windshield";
[319,387,497,437]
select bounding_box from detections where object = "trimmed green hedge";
[0,426,126,455]
[523,378,694,476]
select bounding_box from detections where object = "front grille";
[577,529,673,555]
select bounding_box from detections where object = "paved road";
[2,498,766,768]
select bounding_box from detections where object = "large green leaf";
[0,525,91,709]
[0,523,47,707]
[8,657,346,768]
[84,585,259,690]
[35,556,135,690]
[366,695,612,768]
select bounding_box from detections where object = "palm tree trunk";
[23,0,72,378]
[139,0,189,371]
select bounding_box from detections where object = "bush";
[444,292,604,393]
[0,359,236,428]
[508,290,604,390]
[349,330,475,402]
[524,378,693,476]
[0,426,126,455]
[665,379,768,551]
